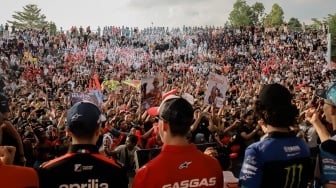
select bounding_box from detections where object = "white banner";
[204,73,228,107]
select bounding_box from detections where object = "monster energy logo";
[284,164,303,188]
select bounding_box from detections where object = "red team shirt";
[0,160,39,188]
[132,144,223,188]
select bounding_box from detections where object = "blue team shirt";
[239,131,312,188]
[319,138,336,185]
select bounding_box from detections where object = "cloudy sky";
[0,0,335,30]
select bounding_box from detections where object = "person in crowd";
[37,101,128,188]
[306,83,336,187]
[22,125,38,167]
[297,113,319,166]
[145,77,162,107]
[239,83,312,188]
[145,132,163,149]
[32,125,52,169]
[0,24,332,187]
[190,110,212,144]
[133,95,223,188]
[99,118,118,157]
[0,145,39,188]
[0,94,26,166]
[231,110,263,177]
[112,134,140,178]
[235,110,263,152]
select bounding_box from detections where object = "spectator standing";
[306,83,336,187]
[239,83,312,188]
[145,132,163,149]
[0,94,26,166]
[133,95,223,188]
[37,102,128,188]
[99,119,116,157]
[112,134,140,178]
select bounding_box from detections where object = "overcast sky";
[1,0,335,30]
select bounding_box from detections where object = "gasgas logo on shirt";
[162,177,217,188]
[59,179,108,188]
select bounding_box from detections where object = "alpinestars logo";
[179,161,192,169]
[59,179,108,188]
[71,113,82,120]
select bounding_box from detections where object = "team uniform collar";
[161,143,197,153]
[69,144,99,154]
[266,131,296,138]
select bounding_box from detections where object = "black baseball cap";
[156,95,194,127]
[316,83,336,107]
[67,101,106,133]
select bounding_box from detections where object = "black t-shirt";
[234,124,258,156]
[191,117,211,142]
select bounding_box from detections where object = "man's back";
[133,144,223,188]
[239,132,312,188]
[38,145,128,188]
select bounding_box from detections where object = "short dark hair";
[159,97,194,136]
[254,84,298,128]
[127,134,138,145]
[68,121,98,139]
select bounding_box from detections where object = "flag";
[101,80,120,91]
[162,88,179,100]
[93,74,102,91]
[122,79,141,89]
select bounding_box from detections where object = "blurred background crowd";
[0,24,334,178]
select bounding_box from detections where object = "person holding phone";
[305,83,336,187]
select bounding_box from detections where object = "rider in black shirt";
[37,101,128,188]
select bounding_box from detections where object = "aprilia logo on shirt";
[59,179,108,188]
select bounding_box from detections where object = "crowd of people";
[0,23,335,187]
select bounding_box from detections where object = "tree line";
[4,1,336,61]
